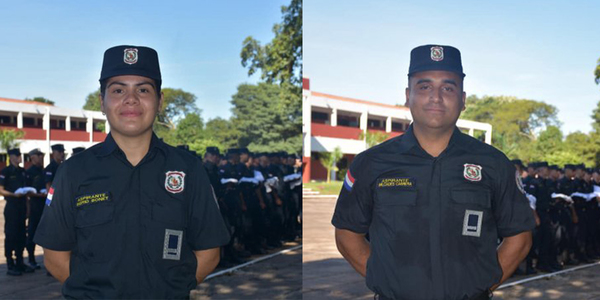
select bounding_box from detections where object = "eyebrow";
[107,80,156,89]
[414,78,457,87]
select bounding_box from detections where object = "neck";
[412,124,455,157]
[111,130,153,167]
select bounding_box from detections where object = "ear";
[405,87,410,106]
[99,92,105,114]
[461,91,466,111]
[158,91,164,114]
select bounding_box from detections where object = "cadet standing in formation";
[518,161,600,274]
[332,44,535,300]
[197,146,302,266]
[34,45,230,298]
[0,149,35,275]
[25,148,48,269]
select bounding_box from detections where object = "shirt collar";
[398,124,469,155]
[96,132,167,157]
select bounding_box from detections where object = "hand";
[275,198,283,206]
[259,201,266,210]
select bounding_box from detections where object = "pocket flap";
[75,204,114,228]
[451,189,491,208]
[376,189,417,206]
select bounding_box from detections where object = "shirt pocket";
[375,188,418,237]
[449,188,494,242]
[75,203,115,262]
[151,196,186,230]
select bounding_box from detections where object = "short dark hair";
[99,79,161,99]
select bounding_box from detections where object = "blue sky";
[0,0,288,122]
[304,0,600,135]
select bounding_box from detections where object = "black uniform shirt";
[0,164,26,200]
[34,133,230,299]
[204,161,223,199]
[44,159,60,186]
[26,164,46,201]
[331,125,535,300]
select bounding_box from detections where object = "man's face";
[52,150,65,163]
[240,153,249,163]
[405,71,466,131]
[565,169,574,178]
[550,169,559,180]
[9,154,21,166]
[260,156,269,168]
[100,75,163,138]
[31,154,44,166]
[537,167,549,178]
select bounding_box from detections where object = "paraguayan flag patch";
[343,170,355,192]
[45,187,54,206]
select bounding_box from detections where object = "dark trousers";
[4,199,27,261]
[26,197,45,261]
[537,211,558,267]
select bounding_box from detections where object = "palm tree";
[319,147,343,183]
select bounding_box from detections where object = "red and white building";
[302,78,492,183]
[0,97,108,170]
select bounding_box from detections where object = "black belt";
[374,290,492,300]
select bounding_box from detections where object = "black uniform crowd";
[0,144,302,276]
[198,146,302,267]
[513,160,600,275]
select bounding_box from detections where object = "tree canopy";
[26,97,54,105]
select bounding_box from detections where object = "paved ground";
[0,199,302,299]
[303,195,600,300]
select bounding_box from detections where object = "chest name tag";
[76,192,110,207]
[462,210,483,237]
[377,177,415,188]
[163,229,183,260]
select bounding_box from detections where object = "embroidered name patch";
[462,210,483,237]
[163,229,183,260]
[377,177,415,188]
[165,171,185,193]
[76,192,110,207]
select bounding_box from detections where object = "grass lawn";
[304,181,343,196]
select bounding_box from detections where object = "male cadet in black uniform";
[332,45,534,300]
[34,45,230,299]
[556,164,581,265]
[44,144,65,191]
[25,148,48,269]
[1,148,36,275]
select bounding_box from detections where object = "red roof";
[311,91,409,111]
[0,97,53,106]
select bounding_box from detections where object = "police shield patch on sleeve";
[462,210,483,237]
[163,229,183,260]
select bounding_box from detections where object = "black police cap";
[564,164,576,170]
[511,159,524,168]
[239,148,249,155]
[7,148,21,156]
[177,145,189,151]
[408,45,465,78]
[51,144,65,152]
[576,164,586,170]
[549,165,559,171]
[99,45,162,88]
[72,147,85,154]
[206,147,220,155]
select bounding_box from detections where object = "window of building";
[392,121,407,132]
[367,118,384,129]
[71,120,87,131]
[0,115,15,125]
[50,119,66,129]
[337,115,359,128]
[311,111,330,125]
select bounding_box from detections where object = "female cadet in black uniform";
[332,45,535,300]
[34,45,230,299]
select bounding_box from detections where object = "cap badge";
[463,164,482,182]
[123,48,138,65]
[165,171,185,193]
[430,46,444,61]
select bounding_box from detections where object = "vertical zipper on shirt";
[430,157,444,299]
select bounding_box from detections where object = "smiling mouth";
[120,111,142,117]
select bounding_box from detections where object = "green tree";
[241,0,302,86]
[462,95,560,159]
[170,112,204,146]
[205,117,239,149]
[564,131,596,167]
[156,88,200,131]
[230,83,301,153]
[359,131,390,148]
[318,147,342,183]
[0,129,24,152]
[25,97,54,105]
[83,89,102,111]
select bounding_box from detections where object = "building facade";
[0,97,108,170]
[302,78,492,183]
